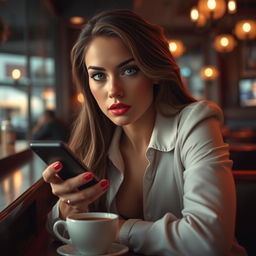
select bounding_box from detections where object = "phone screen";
[30,141,98,189]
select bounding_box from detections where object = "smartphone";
[29,140,98,190]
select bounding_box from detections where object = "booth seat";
[233,170,256,256]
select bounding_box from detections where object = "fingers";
[42,161,63,184]
[60,179,109,206]
[52,171,97,195]
[42,161,109,212]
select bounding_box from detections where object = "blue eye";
[123,66,139,76]
[91,73,106,81]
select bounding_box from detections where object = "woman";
[43,9,246,256]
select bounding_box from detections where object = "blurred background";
[0,0,256,148]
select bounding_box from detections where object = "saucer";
[57,243,129,256]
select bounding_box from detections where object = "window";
[0,0,56,145]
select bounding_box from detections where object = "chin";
[113,121,131,127]
[109,117,132,127]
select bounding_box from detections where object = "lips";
[108,103,131,115]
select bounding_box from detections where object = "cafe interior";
[0,0,256,255]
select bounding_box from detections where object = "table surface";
[25,228,141,256]
[0,149,142,256]
[50,240,139,256]
[0,151,46,212]
[0,140,29,159]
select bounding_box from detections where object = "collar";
[108,109,179,168]
[107,100,222,171]
[147,110,178,152]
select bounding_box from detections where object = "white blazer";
[107,101,247,256]
[49,100,247,256]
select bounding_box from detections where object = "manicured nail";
[100,179,109,189]
[53,162,62,170]
[83,173,93,180]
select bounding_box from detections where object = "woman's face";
[85,36,155,127]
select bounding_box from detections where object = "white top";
[48,100,247,256]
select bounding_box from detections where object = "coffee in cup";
[53,212,119,255]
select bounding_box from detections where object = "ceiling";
[44,0,256,53]
[0,0,256,54]
[1,0,256,35]
[45,0,256,29]
[44,0,204,31]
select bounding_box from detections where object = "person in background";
[32,110,68,142]
[42,10,246,256]
[245,80,256,106]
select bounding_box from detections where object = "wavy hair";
[69,9,196,186]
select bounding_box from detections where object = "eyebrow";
[87,58,134,71]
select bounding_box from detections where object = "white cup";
[53,212,119,255]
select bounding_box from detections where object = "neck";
[121,104,156,153]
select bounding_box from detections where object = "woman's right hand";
[42,161,109,219]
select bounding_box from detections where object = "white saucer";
[57,243,129,256]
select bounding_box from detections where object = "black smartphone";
[29,140,98,190]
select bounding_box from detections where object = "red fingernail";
[54,162,62,170]
[84,173,93,180]
[100,179,109,188]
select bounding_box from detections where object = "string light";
[69,16,85,25]
[168,40,186,58]
[227,0,236,14]
[77,93,84,103]
[207,0,217,11]
[234,20,256,40]
[190,7,207,27]
[198,0,226,20]
[200,66,219,80]
[190,7,199,22]
[213,34,236,52]
[11,69,21,80]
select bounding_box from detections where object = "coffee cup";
[53,212,119,255]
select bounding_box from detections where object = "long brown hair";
[69,9,196,180]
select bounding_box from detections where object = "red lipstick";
[108,103,131,115]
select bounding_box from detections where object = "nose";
[108,77,124,98]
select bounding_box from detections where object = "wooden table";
[0,149,141,255]
[24,230,140,256]
[0,149,58,255]
[0,149,47,212]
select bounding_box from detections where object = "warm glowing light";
[206,68,213,77]
[190,7,199,21]
[11,69,21,80]
[197,13,207,27]
[77,93,84,103]
[13,170,22,193]
[42,88,55,99]
[200,66,219,80]
[227,0,236,14]
[220,37,229,46]
[169,42,177,52]
[3,178,10,193]
[207,0,216,10]
[214,34,237,53]
[198,0,226,19]
[190,7,207,27]
[70,16,85,25]
[234,20,256,40]
[168,40,186,58]
[242,23,251,33]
